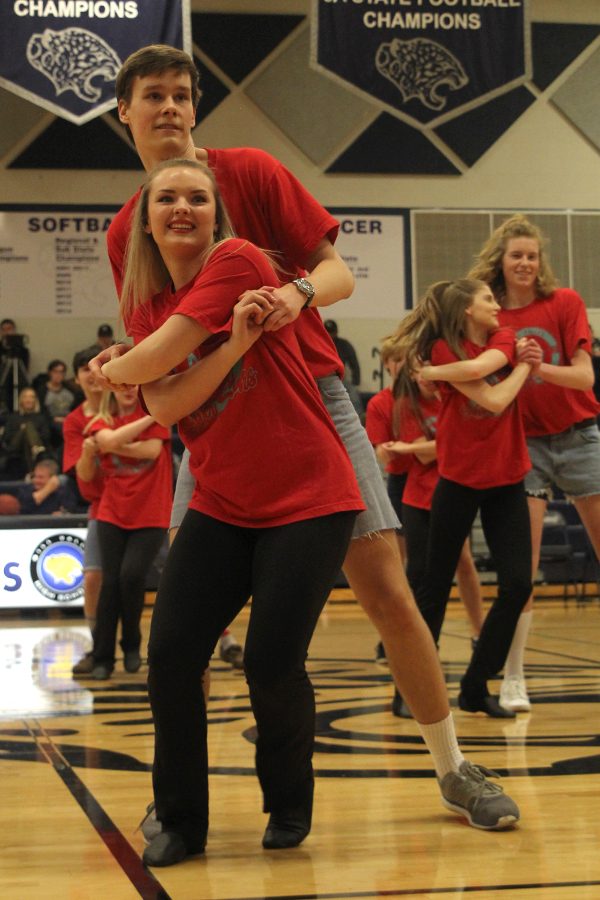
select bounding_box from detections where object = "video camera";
[1,333,28,357]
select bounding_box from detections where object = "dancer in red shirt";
[368,348,484,716]
[397,279,539,718]
[468,214,600,712]
[86,386,172,679]
[99,158,363,866]
[91,44,522,844]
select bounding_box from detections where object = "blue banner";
[312,0,529,126]
[0,1,191,124]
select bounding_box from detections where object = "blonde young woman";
[467,215,600,712]
[98,158,363,866]
[397,278,540,718]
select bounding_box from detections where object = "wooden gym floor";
[1,593,600,900]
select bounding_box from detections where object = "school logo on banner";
[311,0,530,126]
[0,1,192,124]
[30,533,86,604]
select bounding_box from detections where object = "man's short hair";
[73,345,100,375]
[97,323,113,338]
[34,458,59,476]
[116,44,202,108]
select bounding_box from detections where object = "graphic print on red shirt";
[498,288,600,436]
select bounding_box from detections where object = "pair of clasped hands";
[90,285,300,392]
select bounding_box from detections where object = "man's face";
[76,364,103,400]
[118,69,196,164]
[1,321,15,336]
[32,465,52,490]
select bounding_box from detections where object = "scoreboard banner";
[0,0,191,124]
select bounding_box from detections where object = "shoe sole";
[500,702,531,712]
[442,798,519,830]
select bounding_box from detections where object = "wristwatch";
[292,277,315,309]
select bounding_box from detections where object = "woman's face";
[501,237,540,294]
[146,166,217,260]
[465,285,500,332]
[116,386,139,412]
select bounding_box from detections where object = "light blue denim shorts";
[83,517,102,570]
[170,376,400,540]
[317,375,400,539]
[525,419,600,500]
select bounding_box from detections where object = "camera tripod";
[0,355,30,412]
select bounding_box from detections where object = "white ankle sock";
[418,713,465,780]
[504,610,533,679]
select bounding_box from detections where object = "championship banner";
[311,0,530,126]
[0,0,192,124]
[0,205,119,317]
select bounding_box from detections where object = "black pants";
[401,503,431,596]
[147,508,356,843]
[386,472,407,527]
[413,478,532,701]
[94,521,166,666]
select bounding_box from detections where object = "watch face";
[296,278,314,298]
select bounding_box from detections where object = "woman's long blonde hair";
[468,214,558,300]
[120,158,236,319]
[380,333,435,441]
[392,279,487,376]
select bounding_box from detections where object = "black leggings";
[413,478,532,702]
[94,521,166,666]
[147,508,356,843]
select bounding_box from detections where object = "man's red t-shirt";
[62,403,104,517]
[88,406,172,530]
[106,147,343,380]
[365,387,410,476]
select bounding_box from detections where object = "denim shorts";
[83,517,102,570]
[317,375,400,539]
[525,420,600,500]
[171,376,400,539]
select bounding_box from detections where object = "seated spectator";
[32,359,75,451]
[17,458,78,515]
[1,387,52,479]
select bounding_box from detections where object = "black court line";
[224,880,600,900]
[25,718,170,900]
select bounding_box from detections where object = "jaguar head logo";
[26,27,121,104]
[375,38,468,112]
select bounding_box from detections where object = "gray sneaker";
[138,802,161,844]
[439,761,519,830]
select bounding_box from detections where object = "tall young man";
[92,45,520,860]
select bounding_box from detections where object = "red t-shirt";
[89,406,172,530]
[62,403,104,518]
[106,147,344,380]
[498,288,600,436]
[127,239,364,528]
[431,327,530,489]
[365,388,410,476]
[398,394,440,511]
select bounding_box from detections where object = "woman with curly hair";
[467,214,600,713]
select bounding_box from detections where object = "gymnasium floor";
[1,595,600,900]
